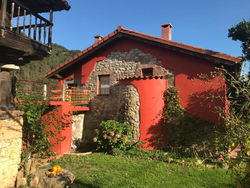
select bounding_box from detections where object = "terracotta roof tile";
[44,26,242,78]
[119,75,165,80]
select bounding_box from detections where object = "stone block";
[0,110,23,188]
[30,169,75,188]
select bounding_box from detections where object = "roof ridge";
[119,27,242,61]
[45,25,242,78]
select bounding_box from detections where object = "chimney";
[94,35,104,43]
[161,23,172,40]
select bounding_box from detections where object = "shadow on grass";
[71,180,100,188]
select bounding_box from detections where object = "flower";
[109,131,115,136]
[124,135,128,143]
[232,143,235,147]
[113,137,118,143]
[115,134,120,138]
[93,137,98,142]
[103,134,107,139]
[247,151,250,156]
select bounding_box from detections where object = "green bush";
[17,93,71,160]
[162,87,184,125]
[94,120,132,153]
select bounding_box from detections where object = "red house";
[45,24,241,151]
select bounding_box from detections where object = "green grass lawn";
[50,153,236,188]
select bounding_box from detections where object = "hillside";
[12,44,80,83]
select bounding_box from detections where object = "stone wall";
[118,85,140,143]
[83,48,173,143]
[0,110,23,188]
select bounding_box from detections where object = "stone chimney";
[94,35,104,43]
[161,23,172,40]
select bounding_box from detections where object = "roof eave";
[45,27,242,78]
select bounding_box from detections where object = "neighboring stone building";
[0,1,71,187]
[45,24,241,150]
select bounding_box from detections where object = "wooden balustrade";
[50,88,91,106]
[0,0,53,46]
[16,79,91,106]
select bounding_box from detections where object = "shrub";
[162,87,184,125]
[17,93,71,160]
[94,120,132,153]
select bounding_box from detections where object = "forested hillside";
[12,44,80,83]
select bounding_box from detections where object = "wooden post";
[43,84,47,99]
[23,10,26,33]
[28,13,31,37]
[43,23,46,44]
[0,0,7,30]
[62,83,66,101]
[17,6,20,33]
[38,19,41,42]
[48,9,53,47]
[33,16,37,40]
[10,2,14,31]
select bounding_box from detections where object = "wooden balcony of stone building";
[0,0,70,66]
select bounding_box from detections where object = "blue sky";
[51,0,249,73]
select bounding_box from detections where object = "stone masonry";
[82,48,173,143]
[0,110,23,188]
[118,85,140,143]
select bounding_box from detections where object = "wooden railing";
[51,87,91,106]
[16,79,91,106]
[0,0,53,46]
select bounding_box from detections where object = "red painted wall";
[56,37,227,151]
[42,102,73,155]
[81,57,105,84]
[63,38,226,122]
[120,78,168,150]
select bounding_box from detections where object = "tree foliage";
[228,19,250,61]
[11,43,80,82]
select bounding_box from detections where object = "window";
[142,68,153,76]
[98,75,110,95]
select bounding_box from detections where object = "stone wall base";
[0,110,23,188]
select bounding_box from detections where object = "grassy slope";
[50,153,236,188]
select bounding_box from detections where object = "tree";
[228,19,250,61]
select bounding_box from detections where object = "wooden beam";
[11,0,52,24]
[28,13,31,37]
[48,9,53,47]
[0,0,7,28]
[10,2,15,31]
[0,29,50,60]
[17,6,20,33]
[13,23,48,30]
[23,10,26,32]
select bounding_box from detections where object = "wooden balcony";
[16,79,91,107]
[0,0,67,65]
[50,88,91,106]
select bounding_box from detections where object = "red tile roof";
[45,26,242,78]
[119,75,165,80]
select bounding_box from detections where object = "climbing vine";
[17,93,71,161]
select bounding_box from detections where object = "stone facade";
[118,85,140,143]
[83,48,173,143]
[0,110,23,188]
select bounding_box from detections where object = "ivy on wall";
[162,87,220,151]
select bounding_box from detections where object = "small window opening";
[98,75,110,95]
[142,68,153,76]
